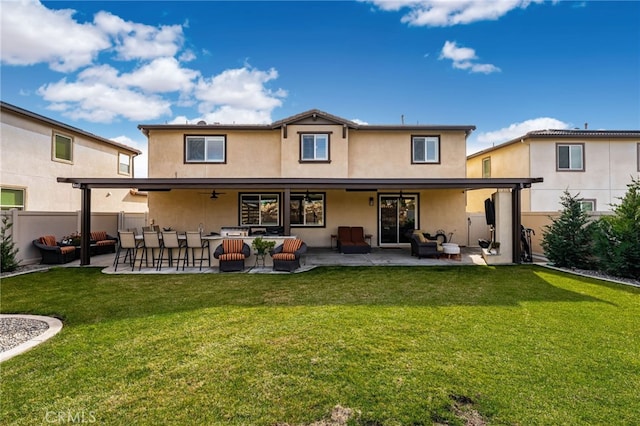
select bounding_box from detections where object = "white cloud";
[0,0,110,72]
[38,76,172,122]
[365,0,546,27]
[120,57,199,93]
[111,135,148,178]
[93,11,184,61]
[194,66,287,123]
[478,117,571,145]
[440,41,500,74]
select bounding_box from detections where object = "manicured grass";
[1,266,638,425]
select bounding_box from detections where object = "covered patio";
[55,245,486,274]
[57,176,543,268]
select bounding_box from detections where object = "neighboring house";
[60,109,542,265]
[0,101,146,213]
[467,129,640,213]
[467,129,640,256]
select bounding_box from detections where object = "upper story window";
[300,133,329,162]
[240,193,280,226]
[1,187,25,210]
[579,199,596,212]
[291,193,325,227]
[412,135,440,164]
[185,135,226,163]
[482,157,491,178]
[52,132,73,163]
[557,143,584,171]
[118,152,132,176]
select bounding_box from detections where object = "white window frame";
[1,187,25,210]
[300,134,329,162]
[118,152,132,176]
[579,199,596,212]
[412,135,440,164]
[185,135,226,163]
[290,193,325,227]
[239,193,280,226]
[557,143,584,171]
[52,132,73,163]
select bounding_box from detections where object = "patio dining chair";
[159,231,186,270]
[139,231,163,270]
[114,231,142,271]
[184,231,210,271]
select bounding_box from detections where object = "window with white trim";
[240,194,280,226]
[291,193,325,226]
[185,135,226,163]
[579,199,595,212]
[300,134,329,161]
[53,133,73,163]
[557,143,584,171]
[482,157,491,178]
[1,188,25,210]
[412,136,440,163]
[118,152,132,176]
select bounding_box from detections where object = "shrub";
[1,214,20,272]
[593,177,640,280]
[541,190,595,269]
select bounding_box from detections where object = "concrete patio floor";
[58,246,487,274]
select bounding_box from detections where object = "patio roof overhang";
[57,177,543,191]
[57,176,543,267]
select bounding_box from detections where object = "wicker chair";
[214,239,251,272]
[33,235,76,264]
[270,239,307,272]
[89,231,118,255]
[410,232,442,259]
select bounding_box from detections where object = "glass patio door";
[379,195,417,245]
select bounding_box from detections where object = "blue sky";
[2,0,639,177]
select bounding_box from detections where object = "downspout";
[283,187,291,236]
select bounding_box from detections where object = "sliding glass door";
[379,194,417,245]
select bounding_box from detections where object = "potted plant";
[251,236,276,255]
[489,241,501,255]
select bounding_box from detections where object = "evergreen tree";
[541,190,595,268]
[593,177,640,280]
[1,214,20,272]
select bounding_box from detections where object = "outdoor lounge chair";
[33,235,76,264]
[270,239,307,272]
[337,226,371,254]
[89,231,118,255]
[214,239,251,272]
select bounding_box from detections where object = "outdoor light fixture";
[369,197,374,206]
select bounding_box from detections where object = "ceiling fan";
[209,190,226,199]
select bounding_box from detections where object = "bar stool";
[184,231,210,271]
[159,231,185,270]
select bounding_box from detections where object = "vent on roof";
[197,120,207,126]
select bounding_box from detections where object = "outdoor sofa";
[33,235,77,264]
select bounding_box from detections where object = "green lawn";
[1,266,638,425]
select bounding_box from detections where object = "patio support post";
[283,187,291,236]
[511,185,522,264]
[80,186,92,266]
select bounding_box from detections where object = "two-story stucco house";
[1,101,146,213]
[467,129,640,213]
[467,129,640,256]
[60,109,542,265]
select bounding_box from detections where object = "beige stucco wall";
[147,128,282,178]
[147,188,468,248]
[349,130,467,178]
[1,109,147,212]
